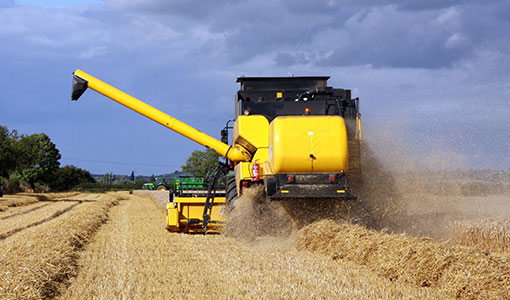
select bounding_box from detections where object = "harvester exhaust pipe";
[70,69,252,163]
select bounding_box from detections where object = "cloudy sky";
[1,0,509,174]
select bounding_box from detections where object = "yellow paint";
[236,148,269,181]
[165,196,226,233]
[356,113,363,141]
[281,190,289,193]
[232,115,272,194]
[337,190,345,193]
[73,69,251,162]
[276,92,283,98]
[269,116,348,173]
[233,115,269,151]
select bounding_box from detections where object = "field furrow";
[59,195,445,299]
[0,202,52,219]
[0,192,83,213]
[0,194,100,240]
[0,193,120,300]
[0,201,81,240]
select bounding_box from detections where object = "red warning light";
[304,108,311,115]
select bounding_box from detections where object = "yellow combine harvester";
[71,70,362,233]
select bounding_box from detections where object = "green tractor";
[154,177,169,190]
[142,182,155,190]
[143,177,169,191]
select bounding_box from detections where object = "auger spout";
[71,69,251,162]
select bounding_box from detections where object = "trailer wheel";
[226,176,237,207]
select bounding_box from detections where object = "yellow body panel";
[233,115,271,194]
[235,148,269,180]
[269,116,348,173]
[233,115,269,151]
[165,196,226,233]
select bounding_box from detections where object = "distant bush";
[2,174,23,194]
[50,165,95,192]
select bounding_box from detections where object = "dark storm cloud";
[318,6,471,69]
[105,0,238,19]
[102,0,509,70]
[2,0,510,171]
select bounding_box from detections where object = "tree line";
[0,125,95,193]
[0,124,224,194]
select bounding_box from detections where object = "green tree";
[100,172,113,185]
[50,165,95,191]
[16,133,61,189]
[113,175,127,184]
[130,171,135,183]
[0,125,19,177]
[181,149,219,178]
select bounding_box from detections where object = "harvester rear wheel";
[225,176,237,207]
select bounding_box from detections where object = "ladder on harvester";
[201,162,229,230]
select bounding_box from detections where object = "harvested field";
[452,217,510,253]
[297,219,510,299]
[0,192,80,212]
[0,192,120,300]
[0,202,50,218]
[132,189,168,211]
[2,188,509,299]
[59,193,445,299]
[0,201,80,240]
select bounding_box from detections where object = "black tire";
[156,185,168,191]
[225,176,237,207]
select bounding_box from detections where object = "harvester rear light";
[329,175,336,183]
[287,175,295,183]
[242,181,249,190]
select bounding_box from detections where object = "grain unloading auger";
[71,70,362,232]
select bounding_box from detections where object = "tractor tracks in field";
[0,201,84,240]
[0,202,54,220]
[0,197,96,221]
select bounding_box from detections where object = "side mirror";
[221,129,228,144]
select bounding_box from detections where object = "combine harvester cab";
[71,70,362,232]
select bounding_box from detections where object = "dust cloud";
[224,185,293,242]
[225,123,510,242]
[351,123,510,239]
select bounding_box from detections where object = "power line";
[61,157,181,168]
